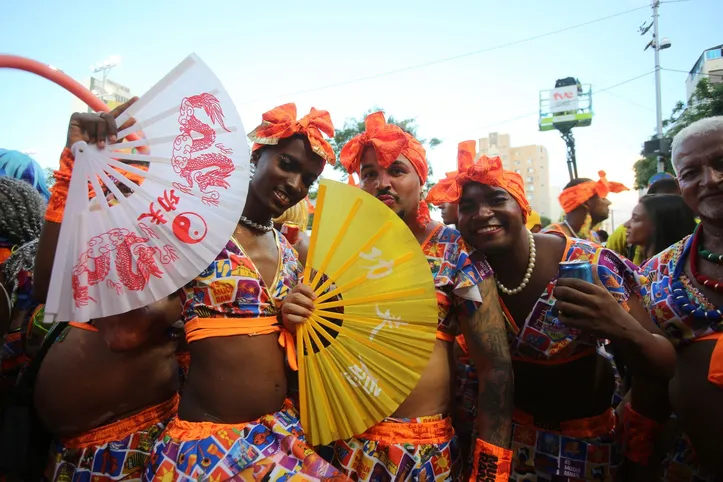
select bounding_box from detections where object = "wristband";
[45,148,75,223]
[470,438,512,481]
[621,402,664,465]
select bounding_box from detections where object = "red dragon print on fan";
[171,93,235,207]
[71,223,179,306]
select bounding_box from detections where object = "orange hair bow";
[248,103,336,165]
[339,112,428,185]
[426,141,531,222]
[559,170,629,214]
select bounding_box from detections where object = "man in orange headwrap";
[334,127,503,481]
[542,171,628,243]
[428,144,675,482]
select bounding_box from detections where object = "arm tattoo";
[461,277,513,447]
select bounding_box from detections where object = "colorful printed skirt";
[333,414,461,481]
[508,408,621,481]
[46,395,179,481]
[143,398,344,481]
[660,430,717,482]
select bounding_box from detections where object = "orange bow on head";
[427,141,531,222]
[339,112,428,185]
[248,103,336,165]
[559,170,629,214]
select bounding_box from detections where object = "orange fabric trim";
[693,332,723,387]
[621,402,664,465]
[62,394,179,449]
[470,438,512,481]
[436,331,454,342]
[358,416,454,445]
[176,351,190,369]
[696,332,722,342]
[0,247,12,264]
[166,398,295,440]
[45,148,74,223]
[456,334,469,355]
[558,170,628,214]
[512,407,615,439]
[68,322,99,332]
[185,316,297,371]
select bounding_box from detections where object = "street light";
[91,56,121,103]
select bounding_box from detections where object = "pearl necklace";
[496,229,537,295]
[238,215,273,232]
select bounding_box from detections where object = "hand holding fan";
[45,54,250,324]
[297,179,438,447]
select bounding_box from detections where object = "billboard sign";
[550,86,579,113]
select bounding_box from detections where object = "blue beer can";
[558,260,594,283]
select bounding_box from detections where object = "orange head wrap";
[339,111,430,226]
[558,170,629,214]
[426,140,532,223]
[248,103,336,165]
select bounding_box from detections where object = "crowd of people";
[0,98,721,482]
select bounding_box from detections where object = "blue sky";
[1,0,720,223]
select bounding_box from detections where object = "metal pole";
[653,0,665,173]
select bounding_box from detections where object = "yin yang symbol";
[172,212,208,244]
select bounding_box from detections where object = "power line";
[661,67,718,76]
[600,90,654,111]
[476,71,655,130]
[240,4,651,105]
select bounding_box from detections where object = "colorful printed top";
[181,230,300,341]
[422,224,489,340]
[542,223,601,244]
[640,235,723,346]
[503,234,640,362]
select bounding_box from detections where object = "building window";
[527,176,534,183]
[527,185,535,192]
[515,160,520,165]
[706,49,722,61]
[527,159,533,164]
[514,169,521,173]
[527,167,534,172]
[528,194,534,200]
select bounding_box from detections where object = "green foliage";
[45,167,55,189]
[540,215,552,227]
[314,108,442,207]
[633,79,723,189]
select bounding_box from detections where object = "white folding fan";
[44,54,250,324]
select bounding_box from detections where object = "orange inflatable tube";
[0,54,139,141]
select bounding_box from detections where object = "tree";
[311,108,441,203]
[540,215,552,227]
[633,78,723,188]
[45,167,55,189]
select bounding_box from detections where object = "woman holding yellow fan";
[142,103,345,481]
[284,113,510,481]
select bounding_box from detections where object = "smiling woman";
[143,103,344,481]
[427,141,676,481]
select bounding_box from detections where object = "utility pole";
[641,1,671,173]
[652,1,664,173]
